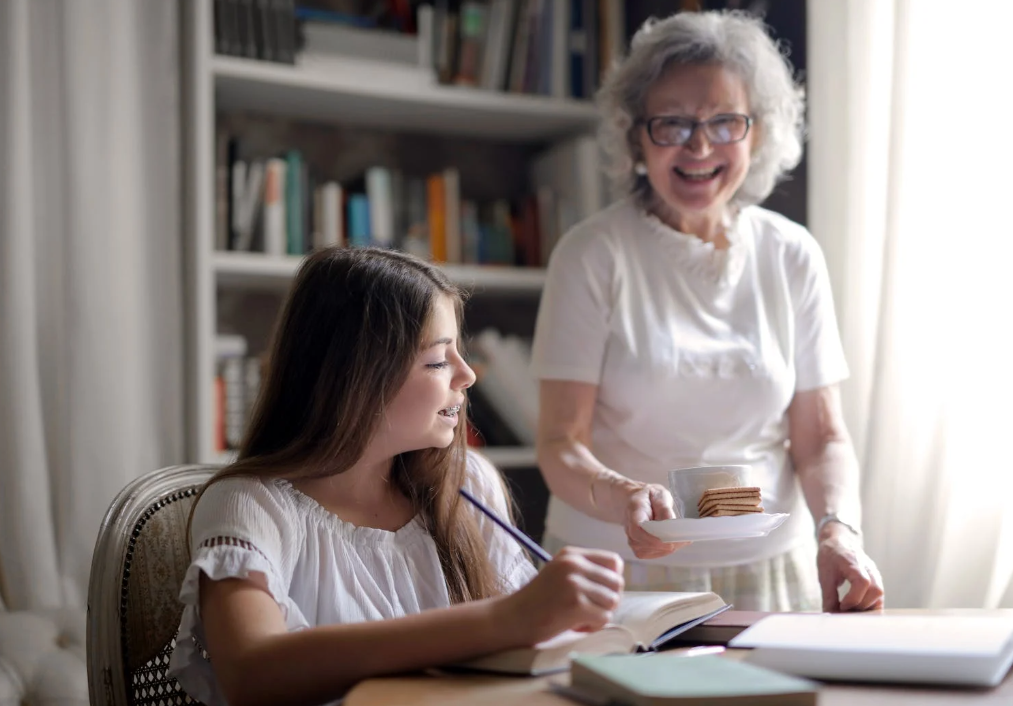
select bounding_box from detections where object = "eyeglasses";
[640,113,753,147]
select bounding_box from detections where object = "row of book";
[216,0,627,101]
[214,335,262,452]
[467,329,538,446]
[212,329,537,453]
[426,0,626,100]
[216,136,588,266]
[214,0,299,63]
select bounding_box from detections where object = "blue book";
[347,194,371,247]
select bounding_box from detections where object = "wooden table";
[346,649,1013,706]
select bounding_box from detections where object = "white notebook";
[729,612,1013,687]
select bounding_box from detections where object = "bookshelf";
[213,251,547,292]
[213,54,599,140]
[214,444,536,469]
[182,0,603,473]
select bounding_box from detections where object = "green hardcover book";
[566,654,819,706]
[284,150,303,255]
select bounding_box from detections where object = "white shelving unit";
[214,445,536,470]
[213,251,547,293]
[182,0,598,470]
[213,54,598,141]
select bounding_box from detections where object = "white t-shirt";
[531,198,849,567]
[168,452,537,706]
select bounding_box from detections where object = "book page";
[612,591,726,645]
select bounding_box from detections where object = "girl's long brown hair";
[191,247,505,602]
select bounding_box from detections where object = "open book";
[730,612,1013,687]
[451,591,729,675]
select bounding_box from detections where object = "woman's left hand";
[816,525,885,612]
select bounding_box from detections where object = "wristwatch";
[816,513,862,540]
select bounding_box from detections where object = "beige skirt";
[542,532,822,613]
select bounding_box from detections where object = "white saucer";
[641,513,790,542]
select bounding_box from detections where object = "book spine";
[402,177,430,259]
[442,167,461,263]
[426,173,447,262]
[262,158,287,256]
[454,2,488,86]
[479,0,511,91]
[347,194,371,247]
[234,160,265,252]
[365,166,394,247]
[284,150,303,255]
[417,4,435,71]
[319,181,344,248]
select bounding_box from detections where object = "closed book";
[730,612,1013,687]
[316,181,344,248]
[262,159,287,256]
[442,167,461,263]
[271,0,297,64]
[479,0,514,91]
[661,610,770,648]
[233,160,265,252]
[365,167,394,247]
[402,177,430,258]
[347,194,371,247]
[426,173,447,261]
[565,654,819,706]
[284,150,304,255]
[300,21,418,65]
[450,591,728,675]
[453,2,488,85]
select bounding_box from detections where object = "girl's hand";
[624,483,692,559]
[499,546,625,646]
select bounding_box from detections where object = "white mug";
[668,465,753,519]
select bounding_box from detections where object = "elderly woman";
[532,11,884,612]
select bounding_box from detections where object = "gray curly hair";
[597,10,805,209]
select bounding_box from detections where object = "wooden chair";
[86,464,217,705]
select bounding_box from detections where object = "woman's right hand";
[498,546,624,646]
[623,482,692,559]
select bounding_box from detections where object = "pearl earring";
[634,162,648,176]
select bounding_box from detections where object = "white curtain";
[0,0,184,610]
[809,0,1013,608]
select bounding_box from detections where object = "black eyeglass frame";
[638,113,754,147]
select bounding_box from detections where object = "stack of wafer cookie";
[697,486,763,518]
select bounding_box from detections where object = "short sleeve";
[463,450,538,592]
[788,232,850,391]
[169,477,308,702]
[178,477,306,626]
[531,223,617,384]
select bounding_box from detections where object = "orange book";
[427,173,447,262]
[213,375,226,453]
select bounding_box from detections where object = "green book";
[565,654,819,706]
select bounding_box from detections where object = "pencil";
[458,487,553,563]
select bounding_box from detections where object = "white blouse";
[531,199,850,567]
[168,451,537,706]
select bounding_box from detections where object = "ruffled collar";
[638,206,748,289]
[274,478,427,545]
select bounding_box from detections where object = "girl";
[168,247,625,706]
